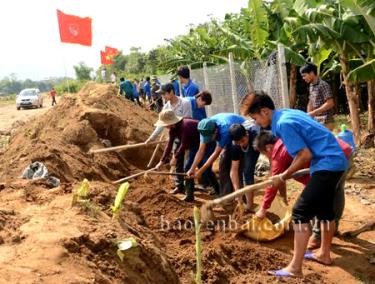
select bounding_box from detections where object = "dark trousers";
[134,96,141,106]
[175,141,219,194]
[174,139,185,190]
[184,142,219,194]
[219,144,259,196]
[125,92,134,102]
[292,170,344,224]
[51,96,57,106]
[312,159,351,238]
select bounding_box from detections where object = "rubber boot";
[183,179,195,202]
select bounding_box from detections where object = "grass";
[0,94,16,106]
[334,112,369,134]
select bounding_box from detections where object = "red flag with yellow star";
[105,46,119,57]
[100,50,114,65]
[57,9,92,46]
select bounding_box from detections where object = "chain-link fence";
[158,46,289,116]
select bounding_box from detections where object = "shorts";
[292,170,344,224]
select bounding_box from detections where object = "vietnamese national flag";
[101,50,114,65]
[105,46,119,57]
[57,9,92,46]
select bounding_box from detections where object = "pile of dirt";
[0,82,158,183]
[0,181,179,283]
[0,209,27,245]
[122,179,324,283]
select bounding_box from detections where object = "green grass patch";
[334,113,369,134]
[0,94,16,106]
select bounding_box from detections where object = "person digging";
[253,131,353,250]
[228,123,260,211]
[246,91,348,278]
[154,109,219,202]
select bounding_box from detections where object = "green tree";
[73,62,93,81]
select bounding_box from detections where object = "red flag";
[101,50,114,65]
[105,46,119,56]
[57,9,92,46]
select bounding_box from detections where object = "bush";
[0,94,16,105]
[54,80,85,95]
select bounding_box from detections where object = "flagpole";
[60,48,71,93]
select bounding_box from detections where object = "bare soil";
[0,83,373,284]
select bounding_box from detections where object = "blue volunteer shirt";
[271,109,348,173]
[182,79,199,97]
[144,81,151,97]
[119,81,126,94]
[185,97,206,121]
[133,83,139,97]
[172,80,180,97]
[201,113,245,148]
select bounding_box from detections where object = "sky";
[0,0,248,81]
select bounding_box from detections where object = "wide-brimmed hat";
[154,109,182,127]
[197,118,216,143]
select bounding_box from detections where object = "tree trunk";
[289,64,297,108]
[356,82,364,112]
[340,57,361,145]
[332,74,339,114]
[368,79,375,133]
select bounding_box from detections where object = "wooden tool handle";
[211,180,273,207]
[147,171,187,177]
[112,167,157,184]
[210,168,310,207]
[89,140,166,154]
[147,134,165,168]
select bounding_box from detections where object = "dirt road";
[0,97,57,132]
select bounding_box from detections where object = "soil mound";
[0,82,158,183]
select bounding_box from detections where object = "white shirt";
[110,73,116,83]
[149,96,192,141]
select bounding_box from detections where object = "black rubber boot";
[183,180,195,202]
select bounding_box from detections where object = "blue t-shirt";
[182,79,199,97]
[200,113,245,148]
[133,83,139,97]
[119,81,126,94]
[271,109,348,173]
[144,81,151,97]
[172,80,180,97]
[185,97,206,121]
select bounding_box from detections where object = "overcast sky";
[0,0,248,81]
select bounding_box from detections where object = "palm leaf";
[347,58,375,82]
[340,0,375,36]
[247,0,269,55]
[269,41,306,65]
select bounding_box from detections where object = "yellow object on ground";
[238,196,291,241]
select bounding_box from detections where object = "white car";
[16,88,43,110]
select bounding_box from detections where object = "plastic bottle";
[337,124,356,151]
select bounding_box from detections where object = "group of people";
[118,75,166,110]
[141,63,355,278]
[113,66,199,114]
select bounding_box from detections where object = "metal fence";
[158,45,289,116]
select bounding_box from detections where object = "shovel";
[112,167,158,184]
[200,168,310,223]
[89,140,167,154]
[146,171,187,177]
[147,134,165,168]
